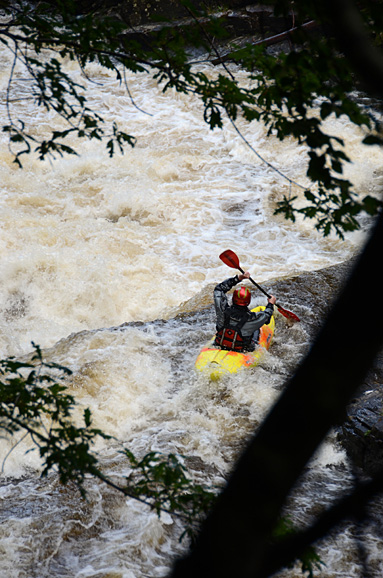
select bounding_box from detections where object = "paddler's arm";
[245,296,276,332]
[263,296,276,325]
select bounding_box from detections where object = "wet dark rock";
[340,358,383,477]
[75,1,301,53]
[292,259,383,477]
[287,259,383,478]
[279,258,383,477]
[250,257,383,477]
[104,1,284,31]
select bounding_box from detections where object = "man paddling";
[214,272,276,352]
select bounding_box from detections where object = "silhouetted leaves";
[1,0,383,234]
[0,344,218,536]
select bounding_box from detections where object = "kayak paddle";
[219,249,300,322]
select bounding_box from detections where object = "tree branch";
[262,468,383,577]
[211,20,319,65]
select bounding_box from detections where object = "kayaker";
[214,272,276,352]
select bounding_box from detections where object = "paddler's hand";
[238,272,250,281]
[268,295,277,305]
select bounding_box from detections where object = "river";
[1,42,383,578]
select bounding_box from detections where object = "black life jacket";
[215,307,250,352]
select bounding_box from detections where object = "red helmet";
[233,286,251,307]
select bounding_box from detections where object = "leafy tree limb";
[0,0,382,235]
[0,343,217,539]
[0,343,324,570]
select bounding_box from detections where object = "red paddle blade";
[220,249,300,322]
[277,305,300,322]
[219,250,241,270]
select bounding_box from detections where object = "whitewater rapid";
[1,45,383,578]
[1,53,382,356]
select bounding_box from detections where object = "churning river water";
[1,42,383,578]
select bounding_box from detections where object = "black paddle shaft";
[220,249,300,321]
[236,265,272,301]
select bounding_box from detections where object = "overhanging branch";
[211,20,319,65]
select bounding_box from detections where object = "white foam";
[1,45,382,578]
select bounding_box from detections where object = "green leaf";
[84,408,91,427]
[363,135,383,146]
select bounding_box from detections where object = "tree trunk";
[169,208,383,577]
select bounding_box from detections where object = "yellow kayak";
[195,306,275,381]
